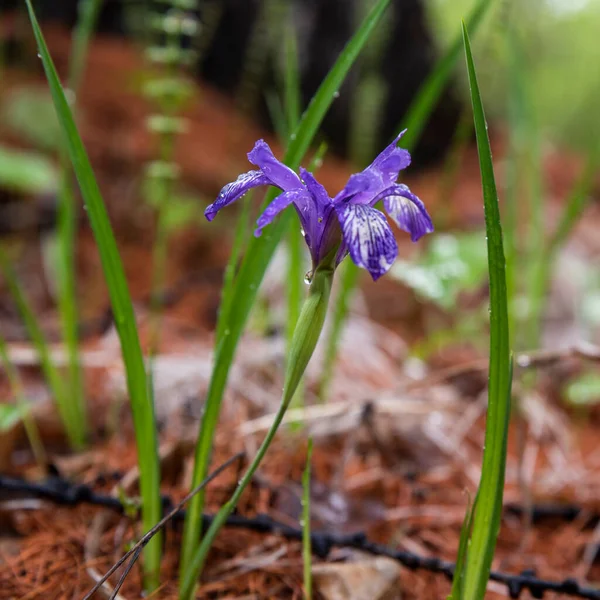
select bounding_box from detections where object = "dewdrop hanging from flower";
[205,130,433,280]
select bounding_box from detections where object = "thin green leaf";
[461,22,512,600]
[0,403,22,432]
[0,333,46,464]
[282,18,304,379]
[283,19,301,137]
[0,247,81,447]
[318,259,360,401]
[55,0,104,443]
[400,0,493,152]
[215,194,252,344]
[23,1,162,588]
[180,0,393,584]
[68,0,104,93]
[448,493,477,600]
[55,172,87,444]
[548,146,600,257]
[302,438,313,600]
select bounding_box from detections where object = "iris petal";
[337,204,398,281]
[299,168,330,207]
[377,184,434,242]
[255,189,311,236]
[205,170,269,221]
[248,139,303,191]
[333,171,380,204]
[368,130,411,186]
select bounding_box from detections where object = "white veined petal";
[381,185,434,242]
[338,204,398,281]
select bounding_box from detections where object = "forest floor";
[1,26,600,600]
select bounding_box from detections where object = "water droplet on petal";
[300,228,306,237]
[304,270,313,285]
[333,91,340,99]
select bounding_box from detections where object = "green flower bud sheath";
[180,264,334,599]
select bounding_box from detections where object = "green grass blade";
[448,493,477,600]
[302,438,313,600]
[400,0,492,152]
[461,22,512,600]
[54,0,104,448]
[0,331,46,466]
[23,1,162,588]
[318,259,360,400]
[215,194,252,344]
[0,247,83,448]
[68,0,104,93]
[180,0,392,584]
[55,172,87,444]
[282,18,304,398]
[548,147,600,256]
[283,19,301,137]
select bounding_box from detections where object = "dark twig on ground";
[81,452,245,600]
[2,473,599,599]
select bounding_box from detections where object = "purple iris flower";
[205,130,433,280]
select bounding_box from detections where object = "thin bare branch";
[82,452,245,600]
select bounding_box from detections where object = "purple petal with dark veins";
[368,130,411,186]
[254,189,311,236]
[337,204,398,281]
[376,184,434,242]
[333,171,380,205]
[248,139,303,191]
[205,169,269,221]
[299,168,331,206]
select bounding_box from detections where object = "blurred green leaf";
[391,231,488,309]
[2,89,61,152]
[0,145,57,194]
[0,403,23,432]
[565,372,600,406]
[400,0,493,151]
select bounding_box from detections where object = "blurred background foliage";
[431,0,600,152]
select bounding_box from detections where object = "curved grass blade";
[282,18,304,376]
[55,172,87,445]
[69,0,104,93]
[302,438,314,600]
[0,331,46,467]
[180,0,393,585]
[318,258,360,400]
[448,493,477,600]
[0,247,82,449]
[400,0,493,152]
[54,0,104,448]
[23,1,162,588]
[461,21,512,600]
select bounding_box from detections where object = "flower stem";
[179,265,334,599]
